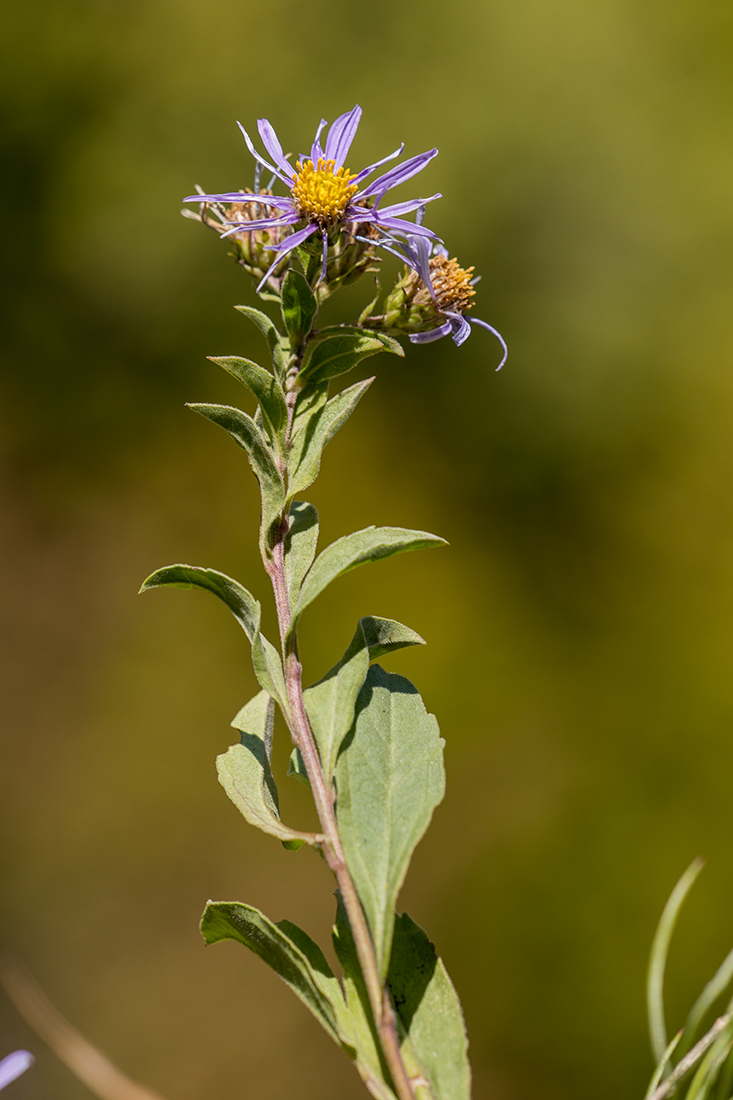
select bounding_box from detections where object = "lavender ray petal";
[0,1052,34,1091]
[368,194,441,218]
[311,118,327,163]
[183,191,292,208]
[447,314,472,346]
[262,222,318,253]
[409,322,452,344]
[324,104,362,168]
[358,148,438,198]
[351,143,404,183]
[257,118,294,178]
[413,235,434,290]
[469,318,509,369]
[219,212,301,238]
[366,215,438,238]
[237,122,292,186]
[319,229,329,283]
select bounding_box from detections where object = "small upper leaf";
[187,403,285,544]
[139,564,260,642]
[304,617,425,783]
[288,380,373,500]
[234,304,287,381]
[297,334,388,387]
[296,527,447,619]
[335,665,446,977]
[219,690,316,846]
[311,326,403,360]
[207,356,287,443]
[284,501,320,607]
[388,913,471,1100]
[281,270,317,347]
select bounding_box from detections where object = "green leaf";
[284,501,319,607]
[336,665,445,977]
[234,304,287,381]
[207,357,287,442]
[287,746,311,788]
[296,526,447,619]
[287,379,373,500]
[139,564,260,642]
[304,617,425,783]
[252,630,289,718]
[679,947,733,1060]
[218,691,316,846]
[311,326,403,360]
[201,902,343,1042]
[281,270,317,347]
[332,896,398,1100]
[187,403,285,543]
[297,333,389,387]
[388,913,471,1100]
[647,858,705,1064]
[644,1033,682,1100]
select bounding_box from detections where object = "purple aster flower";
[0,1051,33,1091]
[379,233,508,369]
[183,105,440,291]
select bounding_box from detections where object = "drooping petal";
[262,222,318,253]
[324,105,362,168]
[237,122,292,186]
[409,322,453,344]
[311,118,328,163]
[219,212,300,238]
[469,318,509,369]
[358,148,438,199]
[351,143,405,184]
[257,119,294,179]
[0,1051,34,1091]
[364,214,438,238]
[445,312,472,346]
[320,228,329,282]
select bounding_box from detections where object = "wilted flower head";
[380,234,508,368]
[0,1051,33,1092]
[183,105,440,292]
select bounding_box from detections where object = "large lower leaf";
[287,379,373,499]
[388,913,471,1100]
[218,691,315,847]
[304,617,425,783]
[139,564,260,641]
[296,527,447,619]
[187,403,285,543]
[201,902,343,1042]
[335,665,445,977]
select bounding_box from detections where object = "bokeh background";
[2,1,733,1097]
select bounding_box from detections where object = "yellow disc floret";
[292,158,359,227]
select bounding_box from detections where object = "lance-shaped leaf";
[288,379,373,500]
[310,326,403,360]
[252,630,289,719]
[187,403,285,543]
[387,913,471,1100]
[201,902,344,1043]
[284,501,319,607]
[207,356,287,443]
[234,304,287,380]
[335,665,446,978]
[297,333,390,387]
[333,897,398,1100]
[218,691,316,848]
[139,564,260,642]
[304,617,425,783]
[281,270,317,347]
[296,527,447,619]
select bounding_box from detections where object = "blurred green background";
[2,1,733,1097]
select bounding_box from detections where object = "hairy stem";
[261,347,419,1100]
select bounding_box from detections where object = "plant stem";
[262,350,419,1100]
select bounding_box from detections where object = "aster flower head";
[0,1051,33,1092]
[183,106,440,293]
[380,233,508,369]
